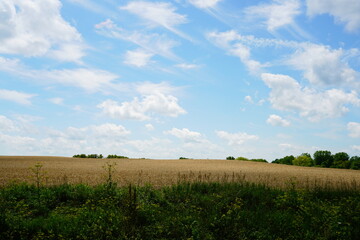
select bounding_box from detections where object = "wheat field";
[1,156,360,189]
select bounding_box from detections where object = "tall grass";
[0,162,359,239]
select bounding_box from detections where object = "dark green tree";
[313,150,333,167]
[272,155,294,165]
[332,152,350,169]
[350,156,360,170]
[226,156,235,160]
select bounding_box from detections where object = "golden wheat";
[1,156,359,189]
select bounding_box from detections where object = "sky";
[0,0,359,160]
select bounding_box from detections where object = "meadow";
[1,156,360,239]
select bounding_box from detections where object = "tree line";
[73,154,129,159]
[272,151,360,170]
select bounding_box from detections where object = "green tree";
[313,150,333,167]
[292,155,314,167]
[272,155,294,165]
[226,156,235,160]
[236,157,249,161]
[350,156,360,170]
[332,152,350,169]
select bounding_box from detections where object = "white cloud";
[348,122,360,138]
[261,73,360,121]
[0,57,119,93]
[175,63,200,69]
[245,0,301,31]
[98,93,186,121]
[189,0,222,9]
[49,98,64,105]
[288,44,359,88]
[95,19,179,61]
[244,95,254,103]
[145,123,154,131]
[267,114,290,127]
[207,31,262,74]
[124,49,153,67]
[0,89,36,105]
[306,0,360,32]
[165,128,202,142]
[120,1,190,40]
[0,115,18,132]
[0,0,85,62]
[216,130,259,145]
[352,145,360,151]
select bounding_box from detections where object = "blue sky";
[0,0,359,159]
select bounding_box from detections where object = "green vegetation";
[73,154,103,159]
[272,151,360,170]
[1,179,359,239]
[106,155,129,159]
[226,156,235,160]
[73,154,129,159]
[234,157,268,163]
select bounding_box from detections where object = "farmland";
[1,156,360,239]
[1,156,360,188]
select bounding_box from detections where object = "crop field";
[1,156,360,189]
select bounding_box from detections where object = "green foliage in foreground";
[1,181,359,240]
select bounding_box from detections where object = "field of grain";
[1,156,360,189]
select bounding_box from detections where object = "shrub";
[292,155,314,167]
[226,156,235,160]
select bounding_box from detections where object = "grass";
[1,180,359,239]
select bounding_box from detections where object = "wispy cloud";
[120,1,192,41]
[0,57,119,93]
[95,19,180,61]
[0,89,36,105]
[244,0,301,32]
[124,49,154,67]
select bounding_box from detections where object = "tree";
[292,155,314,167]
[226,156,235,160]
[332,152,350,169]
[236,157,249,161]
[350,156,360,170]
[313,150,333,167]
[272,155,294,165]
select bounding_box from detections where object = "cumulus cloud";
[288,44,359,88]
[164,128,202,142]
[306,0,360,32]
[124,49,154,67]
[0,0,85,62]
[348,122,360,138]
[189,0,222,9]
[98,93,186,121]
[216,130,259,145]
[267,114,290,127]
[261,73,360,121]
[245,0,301,31]
[95,19,179,61]
[120,1,190,40]
[0,89,36,105]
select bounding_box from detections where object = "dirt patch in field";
[1,156,359,189]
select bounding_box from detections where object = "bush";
[292,155,314,167]
[272,155,294,165]
[226,156,235,160]
[107,155,129,159]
